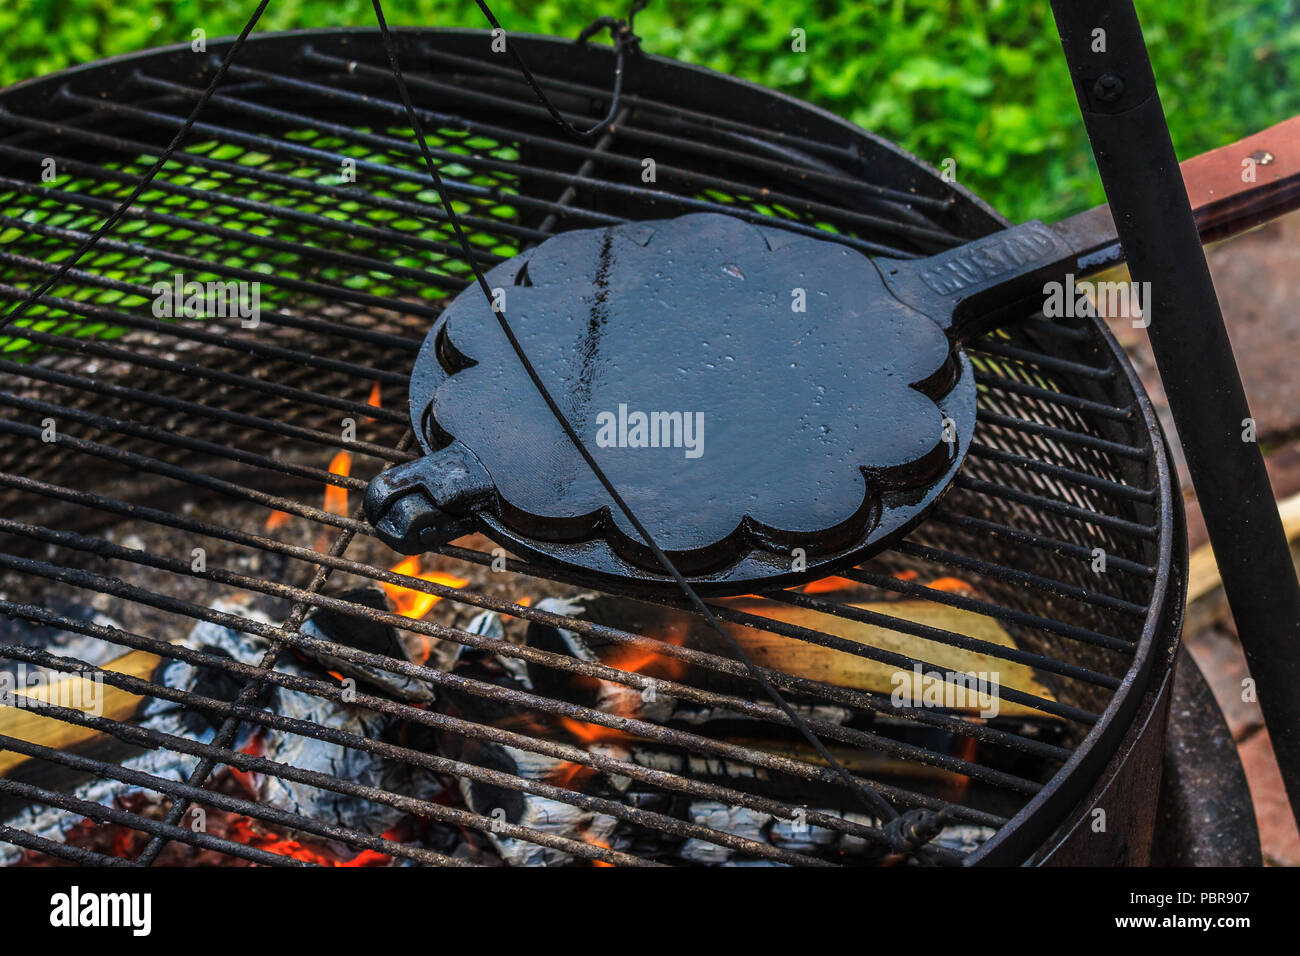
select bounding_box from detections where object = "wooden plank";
[723,597,1059,719]
[0,649,161,777]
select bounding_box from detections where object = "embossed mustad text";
[919,226,1061,295]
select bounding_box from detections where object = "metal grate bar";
[0,276,411,388]
[0,322,408,427]
[0,525,1041,796]
[0,547,1014,824]
[0,774,308,867]
[300,49,960,248]
[967,442,1156,504]
[2,600,972,860]
[0,393,387,490]
[414,44,958,213]
[928,510,1158,579]
[0,471,1071,766]
[0,360,403,469]
[0,420,369,532]
[956,474,1159,540]
[135,65,920,257]
[0,733,462,867]
[0,638,859,866]
[894,541,1150,619]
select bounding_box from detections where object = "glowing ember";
[224,817,397,867]
[382,556,468,620]
[324,451,352,516]
[227,733,266,801]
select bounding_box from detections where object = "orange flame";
[799,575,859,595]
[264,509,290,530]
[546,624,691,785]
[382,556,468,620]
[503,594,532,621]
[596,622,689,683]
[587,834,614,867]
[324,451,352,516]
[366,381,382,423]
[925,576,976,595]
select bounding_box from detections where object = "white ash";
[456,739,630,867]
[0,603,129,686]
[678,802,995,864]
[1,598,439,864]
[679,803,772,864]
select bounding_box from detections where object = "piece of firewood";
[721,597,1059,720]
[1187,490,1300,606]
[0,649,161,777]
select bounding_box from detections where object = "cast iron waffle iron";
[366,130,1300,595]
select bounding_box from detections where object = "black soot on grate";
[0,29,1178,866]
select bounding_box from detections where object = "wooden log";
[0,649,161,777]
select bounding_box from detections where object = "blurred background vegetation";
[2,0,1300,221]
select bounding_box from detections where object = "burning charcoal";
[258,680,440,836]
[299,587,436,703]
[676,802,994,864]
[770,810,874,855]
[525,595,679,723]
[447,738,625,867]
[1,597,440,863]
[679,803,772,865]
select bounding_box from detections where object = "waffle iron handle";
[881,111,1300,345]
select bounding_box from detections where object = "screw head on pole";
[1093,73,1125,102]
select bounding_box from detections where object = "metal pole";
[1050,0,1300,827]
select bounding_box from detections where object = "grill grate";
[0,29,1176,866]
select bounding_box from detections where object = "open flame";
[924,576,977,595]
[799,574,858,594]
[546,625,690,788]
[382,556,468,621]
[323,450,352,517]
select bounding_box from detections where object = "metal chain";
[472,0,647,141]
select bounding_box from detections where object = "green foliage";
[2,0,1299,221]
